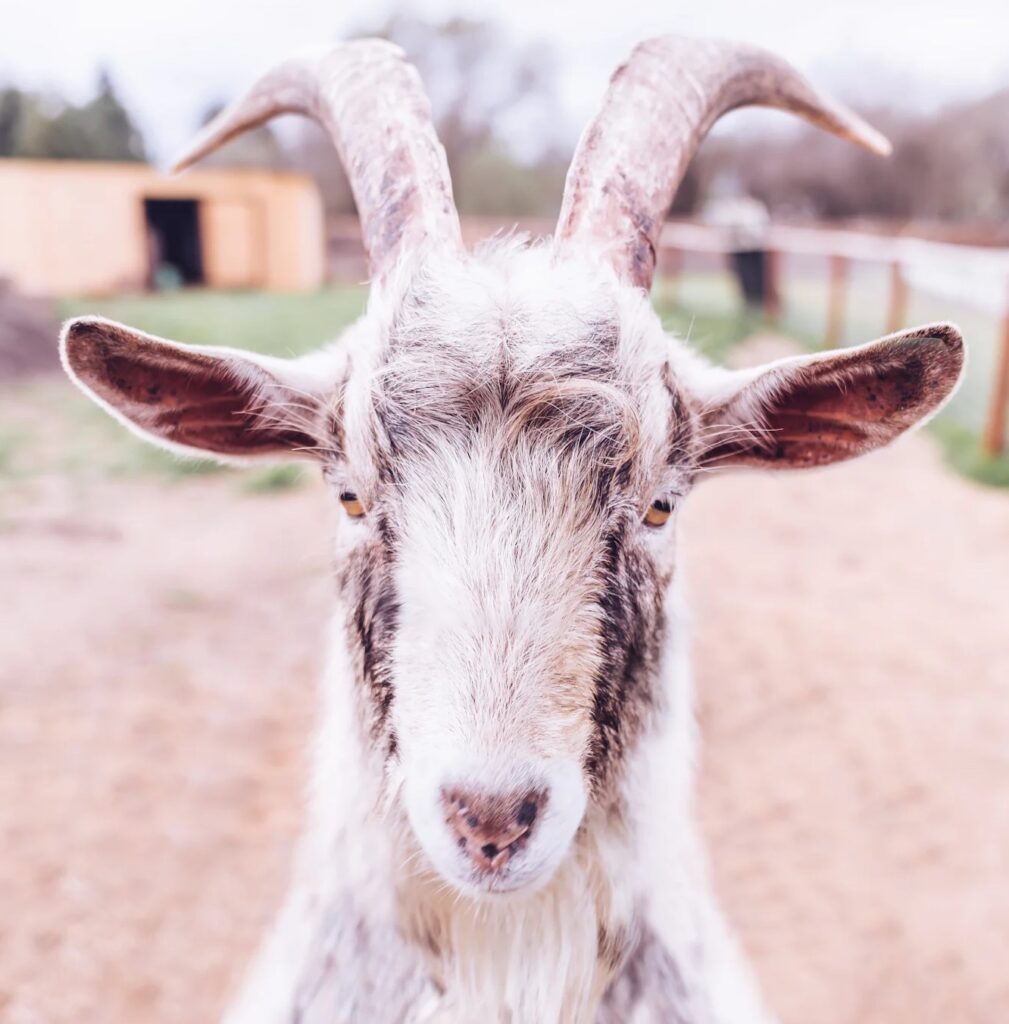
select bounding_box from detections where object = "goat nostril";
[481,843,499,859]
[516,799,538,828]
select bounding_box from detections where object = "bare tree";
[286,14,562,219]
[685,88,1009,224]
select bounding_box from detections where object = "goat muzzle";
[441,787,548,875]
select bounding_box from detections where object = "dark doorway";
[143,199,204,287]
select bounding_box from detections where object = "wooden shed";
[0,159,326,296]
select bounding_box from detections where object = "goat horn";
[554,36,891,291]
[171,39,462,278]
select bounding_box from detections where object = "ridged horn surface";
[555,36,891,290]
[172,39,462,277]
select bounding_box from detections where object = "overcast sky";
[3,0,1006,162]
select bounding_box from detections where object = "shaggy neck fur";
[281,584,698,1024]
[395,811,630,1023]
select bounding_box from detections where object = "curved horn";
[172,39,462,277]
[554,36,891,291]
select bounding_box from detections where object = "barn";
[0,159,326,296]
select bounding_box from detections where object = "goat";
[60,35,964,1024]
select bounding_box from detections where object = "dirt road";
[2,391,1007,1023]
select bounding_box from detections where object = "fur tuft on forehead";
[368,238,663,475]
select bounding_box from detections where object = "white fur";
[214,245,778,1023]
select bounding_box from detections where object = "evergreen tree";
[0,69,146,162]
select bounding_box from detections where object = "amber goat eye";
[339,491,365,518]
[644,499,672,527]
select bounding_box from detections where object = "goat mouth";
[457,829,532,871]
[452,865,552,899]
[449,842,569,900]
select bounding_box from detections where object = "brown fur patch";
[598,926,694,1022]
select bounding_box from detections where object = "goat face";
[331,250,689,895]
[60,37,965,901]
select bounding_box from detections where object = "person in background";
[703,194,772,310]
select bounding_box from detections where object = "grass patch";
[652,277,817,364]
[240,463,306,494]
[58,287,368,359]
[932,420,1009,489]
[653,278,757,364]
[55,396,226,480]
[655,303,764,364]
[655,303,819,365]
[106,443,225,480]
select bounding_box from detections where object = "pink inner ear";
[702,326,964,470]
[65,319,318,457]
[755,356,924,465]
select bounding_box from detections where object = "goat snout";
[441,787,547,873]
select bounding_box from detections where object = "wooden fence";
[657,222,1009,455]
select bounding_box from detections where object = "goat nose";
[440,787,547,873]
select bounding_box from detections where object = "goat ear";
[696,323,964,470]
[61,316,326,462]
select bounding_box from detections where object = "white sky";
[3,0,1006,162]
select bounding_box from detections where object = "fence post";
[824,254,848,349]
[886,260,908,335]
[982,292,1009,456]
[662,246,682,304]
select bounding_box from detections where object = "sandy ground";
[2,350,1008,1023]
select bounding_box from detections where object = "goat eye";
[339,491,365,518]
[644,498,672,528]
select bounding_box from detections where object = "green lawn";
[1,277,1004,489]
[57,281,747,365]
[60,287,369,358]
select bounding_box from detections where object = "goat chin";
[396,824,629,1024]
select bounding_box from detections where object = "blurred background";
[1,3,1007,1023]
